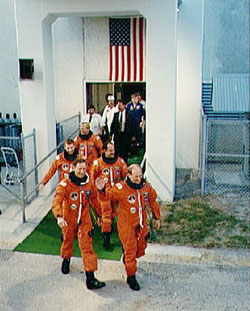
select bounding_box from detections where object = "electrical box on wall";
[19,59,34,79]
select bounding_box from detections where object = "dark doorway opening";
[86,82,146,113]
[115,83,146,104]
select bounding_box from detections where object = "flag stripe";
[109,46,113,81]
[133,18,137,82]
[121,46,125,81]
[124,47,128,81]
[109,17,145,82]
[127,46,131,82]
[139,18,144,81]
[136,19,140,82]
[115,46,119,81]
[143,18,146,80]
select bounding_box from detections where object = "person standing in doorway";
[126,93,145,153]
[81,104,104,136]
[102,95,118,140]
[110,100,133,163]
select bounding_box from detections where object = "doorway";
[86,82,146,113]
[115,83,146,104]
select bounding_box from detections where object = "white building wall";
[84,17,109,81]
[52,17,84,122]
[15,0,49,143]
[176,0,204,169]
[0,0,20,119]
[203,0,249,80]
[14,0,57,194]
[40,0,178,201]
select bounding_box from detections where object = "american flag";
[109,18,146,82]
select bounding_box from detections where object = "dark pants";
[114,132,131,163]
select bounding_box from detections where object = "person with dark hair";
[52,158,105,290]
[74,121,103,170]
[39,139,79,191]
[91,141,127,248]
[96,164,161,291]
[81,104,104,136]
[126,93,145,152]
[110,100,134,163]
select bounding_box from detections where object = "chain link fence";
[1,114,81,221]
[201,118,250,196]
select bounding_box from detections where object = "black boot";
[61,258,70,274]
[103,232,110,248]
[127,275,140,291]
[85,271,106,290]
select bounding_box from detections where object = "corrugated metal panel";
[212,74,249,113]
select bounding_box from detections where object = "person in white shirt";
[81,104,104,135]
[102,95,118,138]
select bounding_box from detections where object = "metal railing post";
[20,180,26,223]
[20,133,27,201]
[201,115,208,196]
[33,128,39,197]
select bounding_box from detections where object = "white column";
[143,2,177,201]
[14,0,57,193]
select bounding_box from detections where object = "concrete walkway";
[1,249,249,311]
[0,187,53,250]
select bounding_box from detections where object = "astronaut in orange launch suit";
[91,141,127,247]
[96,164,161,291]
[52,158,105,290]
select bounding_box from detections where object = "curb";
[142,243,250,267]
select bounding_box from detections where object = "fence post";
[20,133,27,201]
[201,115,208,195]
[32,128,39,197]
[78,111,81,124]
[20,180,26,223]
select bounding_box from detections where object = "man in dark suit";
[110,100,134,163]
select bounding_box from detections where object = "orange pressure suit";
[41,149,78,186]
[102,177,161,277]
[91,153,128,232]
[74,132,103,170]
[52,171,101,272]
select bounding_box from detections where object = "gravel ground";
[0,249,249,311]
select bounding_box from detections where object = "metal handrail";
[20,115,81,183]
[19,138,65,183]
[56,113,81,125]
[20,127,79,223]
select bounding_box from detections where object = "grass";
[149,200,250,249]
[15,198,250,260]
[127,147,145,165]
[14,149,146,260]
[14,210,122,260]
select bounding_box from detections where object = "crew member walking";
[39,139,78,191]
[74,121,103,170]
[97,164,161,291]
[91,142,127,248]
[52,159,105,290]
